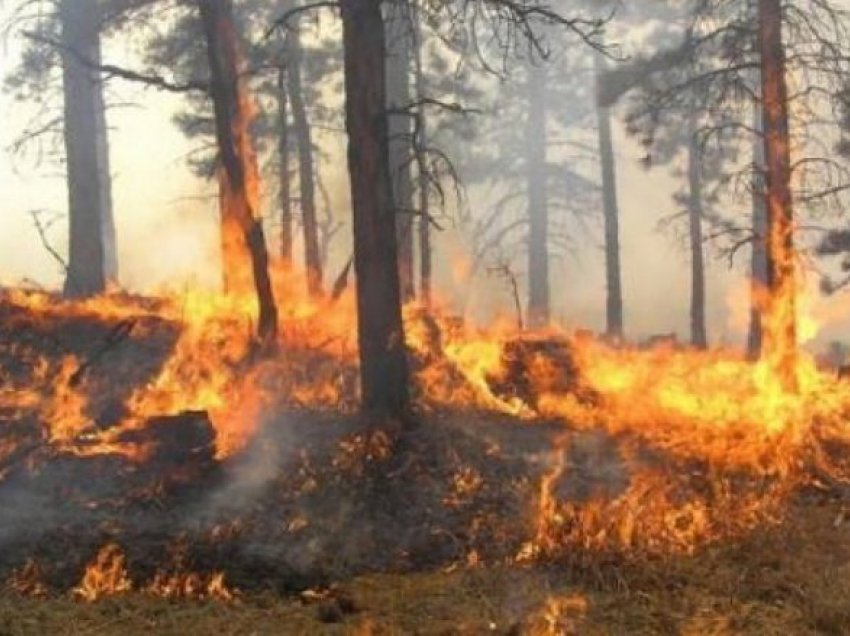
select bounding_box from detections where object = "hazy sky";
[1,3,849,349]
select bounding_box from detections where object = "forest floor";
[1,291,850,634]
[2,500,850,635]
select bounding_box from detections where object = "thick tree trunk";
[757,0,797,385]
[385,1,416,302]
[413,7,431,308]
[277,63,293,266]
[60,0,115,297]
[526,64,550,328]
[218,175,252,293]
[687,121,707,348]
[93,69,117,283]
[287,22,323,297]
[595,52,624,339]
[748,95,768,359]
[340,0,411,417]
[199,0,278,343]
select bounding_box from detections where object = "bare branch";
[28,209,67,274]
[23,31,208,93]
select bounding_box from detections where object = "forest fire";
[3,266,850,629]
[2,268,849,576]
[3,209,850,629]
[6,0,850,630]
[8,273,845,465]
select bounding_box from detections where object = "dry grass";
[2,499,850,635]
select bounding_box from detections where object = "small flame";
[73,544,132,602]
[146,570,235,602]
[527,595,589,635]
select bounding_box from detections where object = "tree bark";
[340,0,411,417]
[526,64,550,328]
[687,119,707,348]
[93,63,118,284]
[757,0,797,385]
[277,62,293,266]
[413,5,431,308]
[218,175,251,293]
[60,0,114,297]
[385,1,416,302]
[595,52,624,339]
[287,20,323,297]
[199,0,278,343]
[748,94,768,359]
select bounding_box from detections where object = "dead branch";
[264,1,340,39]
[331,255,355,302]
[29,209,67,273]
[397,207,446,232]
[7,116,63,156]
[69,319,137,387]
[23,31,208,94]
[387,97,482,118]
[488,262,524,331]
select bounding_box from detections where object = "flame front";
[5,262,850,465]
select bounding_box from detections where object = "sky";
[1,3,849,350]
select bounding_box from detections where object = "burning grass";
[3,502,850,634]
[2,282,850,631]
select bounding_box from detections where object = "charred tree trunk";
[277,62,293,266]
[757,0,797,385]
[60,0,116,297]
[340,0,411,417]
[687,120,707,349]
[595,52,624,339]
[287,22,323,297]
[526,64,550,328]
[199,0,278,343]
[413,6,431,308]
[385,2,416,302]
[748,94,768,359]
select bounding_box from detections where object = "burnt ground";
[2,495,850,635]
[2,293,850,634]
[0,406,587,593]
[0,291,621,594]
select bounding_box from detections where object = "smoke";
[3,1,850,352]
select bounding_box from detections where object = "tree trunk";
[595,52,624,339]
[199,0,278,343]
[748,94,768,359]
[93,66,117,284]
[385,1,416,302]
[277,62,293,266]
[526,64,549,328]
[340,0,411,417]
[218,175,252,293]
[687,120,707,348]
[757,0,797,386]
[413,5,431,308]
[287,21,323,297]
[60,0,114,297]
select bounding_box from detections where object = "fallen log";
[117,410,217,473]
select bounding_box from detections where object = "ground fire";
[2,263,850,631]
[5,0,850,633]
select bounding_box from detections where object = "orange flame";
[73,544,132,602]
